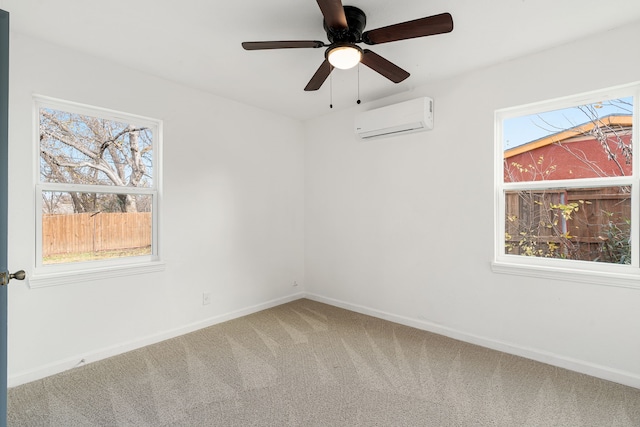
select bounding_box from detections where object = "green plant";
[596,212,631,264]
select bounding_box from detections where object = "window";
[31,96,163,287]
[493,83,640,287]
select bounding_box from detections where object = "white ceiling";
[2,0,640,121]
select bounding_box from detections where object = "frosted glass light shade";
[327,45,362,69]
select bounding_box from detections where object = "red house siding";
[504,133,632,182]
[504,115,632,182]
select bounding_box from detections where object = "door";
[0,11,28,424]
[0,9,8,427]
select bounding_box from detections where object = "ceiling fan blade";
[304,60,333,91]
[362,12,453,45]
[316,0,348,30]
[242,40,326,50]
[360,49,410,83]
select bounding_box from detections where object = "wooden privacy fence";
[505,187,631,262]
[43,212,152,257]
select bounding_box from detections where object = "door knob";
[1,270,26,286]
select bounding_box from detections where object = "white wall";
[304,21,640,388]
[8,20,640,389]
[7,34,305,385]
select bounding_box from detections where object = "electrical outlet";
[202,292,211,305]
[293,281,299,287]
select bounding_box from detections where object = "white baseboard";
[8,292,305,387]
[304,292,640,390]
[11,291,639,390]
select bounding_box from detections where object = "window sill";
[491,260,640,290]
[27,261,166,289]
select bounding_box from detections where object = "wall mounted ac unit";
[354,97,433,140]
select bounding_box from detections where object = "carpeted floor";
[7,298,640,426]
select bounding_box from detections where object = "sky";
[503,97,633,150]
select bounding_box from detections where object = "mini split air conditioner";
[354,97,433,140]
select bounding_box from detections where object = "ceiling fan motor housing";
[323,5,367,44]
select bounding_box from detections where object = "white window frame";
[29,96,164,288]
[492,82,640,289]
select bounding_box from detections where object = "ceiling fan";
[242,0,453,92]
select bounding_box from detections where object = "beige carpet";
[7,298,640,426]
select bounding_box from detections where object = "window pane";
[504,97,633,183]
[42,191,152,265]
[39,108,154,187]
[504,186,630,263]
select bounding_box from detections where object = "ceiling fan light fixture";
[327,45,362,69]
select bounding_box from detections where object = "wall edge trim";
[8,292,305,387]
[304,292,640,390]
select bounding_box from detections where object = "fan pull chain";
[329,71,333,109]
[357,63,361,105]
